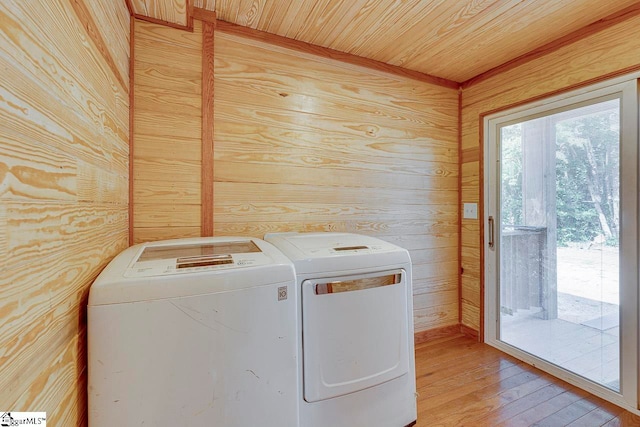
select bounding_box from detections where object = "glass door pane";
[498,99,620,391]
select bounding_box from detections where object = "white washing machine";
[88,237,299,427]
[264,232,417,427]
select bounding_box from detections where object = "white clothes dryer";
[264,232,417,427]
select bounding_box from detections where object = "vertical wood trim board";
[0,0,130,423]
[201,21,215,236]
[459,12,640,334]
[129,17,135,245]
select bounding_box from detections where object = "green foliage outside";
[500,102,620,247]
[500,125,523,227]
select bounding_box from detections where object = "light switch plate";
[463,203,478,219]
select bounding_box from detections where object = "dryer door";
[301,269,409,402]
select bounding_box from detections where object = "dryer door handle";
[314,273,401,295]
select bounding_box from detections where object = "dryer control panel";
[288,234,396,258]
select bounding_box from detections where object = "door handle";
[488,216,495,249]
[314,273,401,295]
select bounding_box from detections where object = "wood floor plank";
[424,373,549,425]
[421,364,532,411]
[566,406,621,427]
[415,335,640,427]
[602,411,640,426]
[533,397,598,426]
[495,389,587,427]
[419,358,520,397]
[475,383,569,425]
[417,345,515,387]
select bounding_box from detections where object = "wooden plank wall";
[131,21,460,333]
[213,31,459,332]
[0,0,129,424]
[132,19,203,242]
[460,13,640,333]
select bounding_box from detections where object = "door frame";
[482,75,639,413]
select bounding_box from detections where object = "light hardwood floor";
[416,334,640,426]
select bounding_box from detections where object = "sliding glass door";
[484,79,638,411]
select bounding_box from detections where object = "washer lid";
[125,240,266,278]
[89,237,295,305]
[264,232,410,274]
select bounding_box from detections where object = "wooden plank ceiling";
[129,0,639,83]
